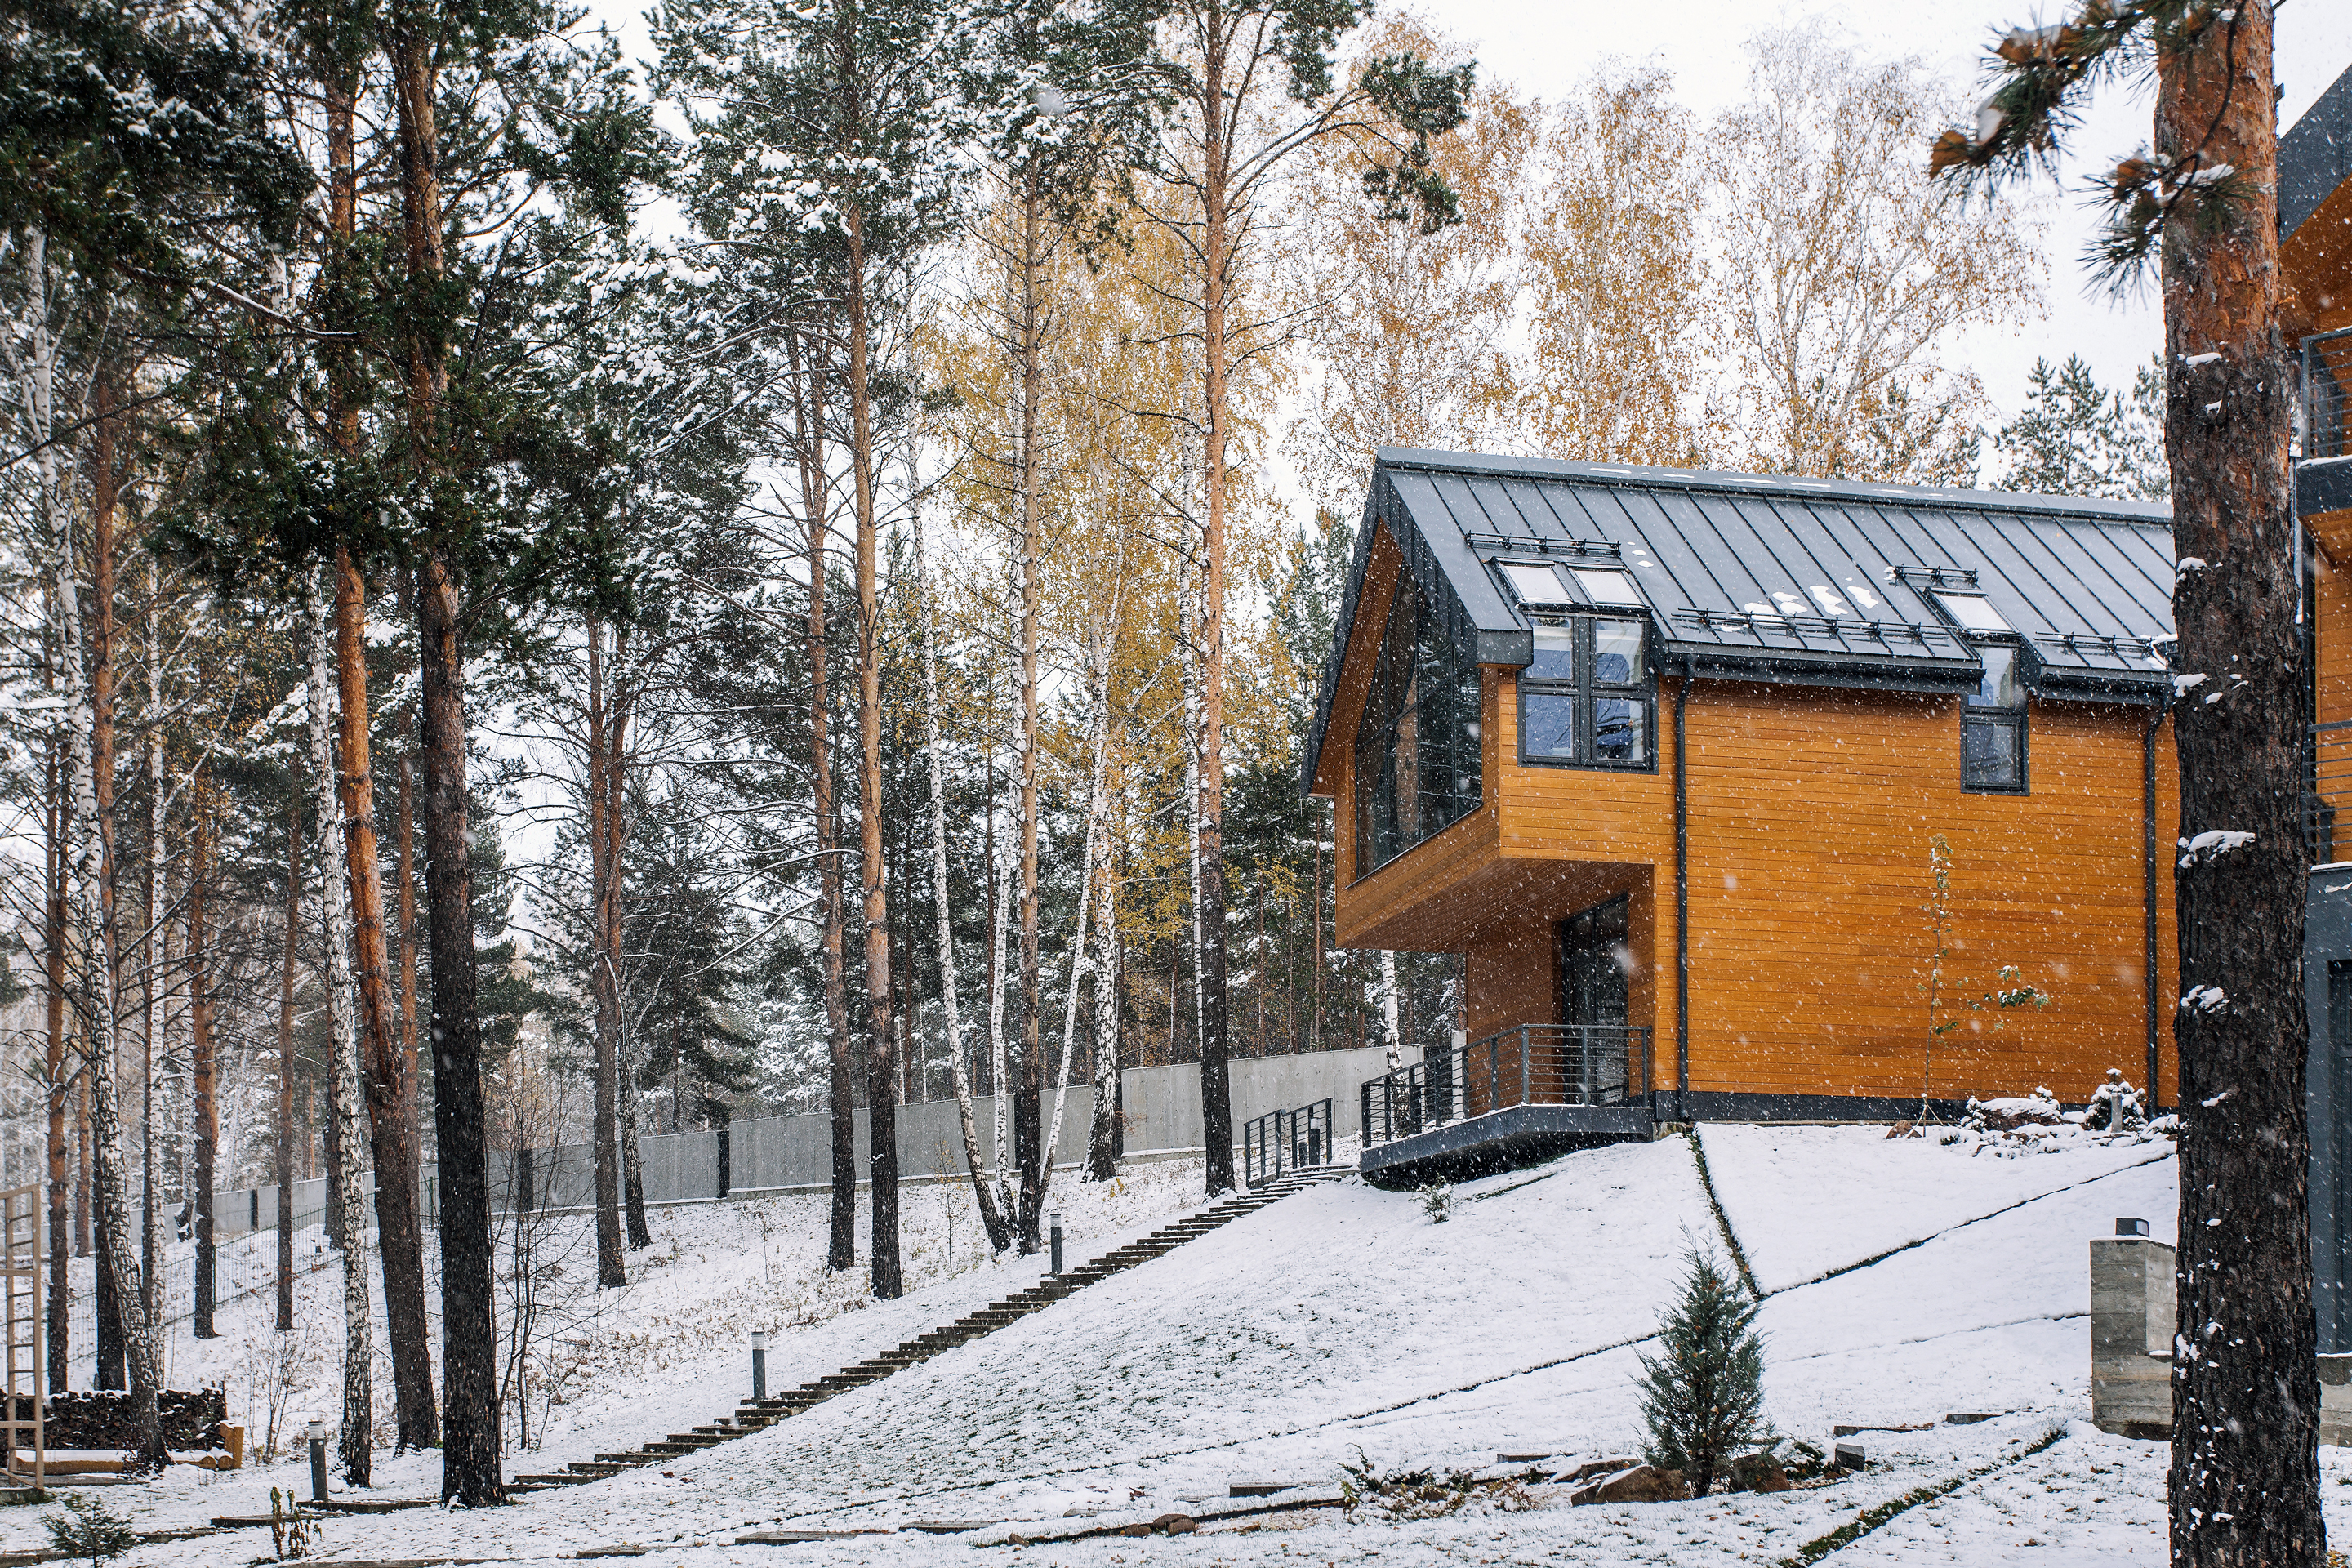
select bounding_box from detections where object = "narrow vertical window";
[1353,572,1482,875]
[1962,642,2028,792]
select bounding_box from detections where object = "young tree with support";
[1929,5,2317,1564]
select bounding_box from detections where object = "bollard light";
[751,1330,768,1401]
[2116,1217,2150,1238]
[1049,1212,1063,1276]
[307,1418,328,1503]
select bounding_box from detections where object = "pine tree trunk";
[2160,7,2320,1564]
[324,66,434,1432]
[140,595,161,1347]
[914,510,1014,1252]
[586,617,626,1289]
[843,198,901,1300]
[1195,3,1235,1199]
[417,555,499,1503]
[338,548,438,1450]
[309,577,373,1486]
[621,1031,648,1249]
[388,0,501,1498]
[278,786,298,1334]
[798,328,856,1277]
[190,808,219,1340]
[398,746,421,1179]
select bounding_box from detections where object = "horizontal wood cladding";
[1343,669,2177,1107]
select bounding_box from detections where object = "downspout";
[1674,664,1690,1124]
[2145,688,2172,1110]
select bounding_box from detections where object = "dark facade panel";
[2283,63,2352,241]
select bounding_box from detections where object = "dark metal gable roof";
[1301,448,2176,798]
[2284,62,2352,241]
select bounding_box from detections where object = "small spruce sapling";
[1417,1183,1454,1223]
[1636,1250,1770,1496]
[42,1494,136,1568]
[1918,835,2051,1120]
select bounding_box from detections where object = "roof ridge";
[1370,446,2174,527]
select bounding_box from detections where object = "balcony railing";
[2310,721,2352,866]
[2307,325,2352,462]
[1241,1098,1335,1188]
[1360,1025,1653,1148]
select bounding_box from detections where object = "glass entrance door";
[1559,897,1631,1100]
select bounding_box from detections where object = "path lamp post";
[751,1330,768,1401]
[1049,1212,1062,1276]
[307,1418,327,1503]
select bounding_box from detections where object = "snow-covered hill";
[16,1123,2350,1566]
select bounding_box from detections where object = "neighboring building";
[1303,450,2178,1184]
[2290,62,2352,1355]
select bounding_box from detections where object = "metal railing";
[2306,326,2352,462]
[1242,1099,1335,1188]
[1360,1025,1653,1148]
[2310,721,2352,866]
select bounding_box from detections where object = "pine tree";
[1932,7,2313,1562]
[1995,354,2169,500]
[1635,1250,1768,1498]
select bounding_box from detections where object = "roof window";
[1933,592,2011,635]
[1500,561,1567,604]
[1572,568,1644,607]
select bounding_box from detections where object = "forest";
[1,0,2171,1499]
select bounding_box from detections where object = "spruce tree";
[1635,1250,1769,1496]
[1994,353,2168,501]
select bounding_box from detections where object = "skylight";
[1500,561,1567,603]
[1573,568,1644,607]
[1934,592,2012,634]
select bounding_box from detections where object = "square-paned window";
[1501,561,1567,604]
[1519,616,1655,771]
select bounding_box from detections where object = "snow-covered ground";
[18,1123,2348,1565]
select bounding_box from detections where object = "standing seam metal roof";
[1303,448,2176,798]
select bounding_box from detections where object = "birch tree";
[306,574,372,1485]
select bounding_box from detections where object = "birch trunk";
[1380,951,1402,1071]
[1012,170,1045,1255]
[66,354,164,1466]
[914,510,1013,1252]
[1085,849,1120,1183]
[308,574,372,1486]
[1037,609,1118,1222]
[987,760,1014,1209]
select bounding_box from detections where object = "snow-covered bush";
[2082,1069,2146,1133]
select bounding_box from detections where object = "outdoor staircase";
[510,1165,1349,1494]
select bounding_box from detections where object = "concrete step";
[514,1473,594,1487]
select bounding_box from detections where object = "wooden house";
[1303,452,2179,1183]
[2289,61,2352,1354]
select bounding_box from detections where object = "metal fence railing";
[1361,1025,1653,1148]
[1241,1099,1335,1188]
[2306,326,2352,462]
[2310,720,2352,866]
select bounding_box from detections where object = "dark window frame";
[1517,613,1659,774]
[1961,638,2030,795]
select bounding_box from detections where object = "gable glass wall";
[1354,572,1482,875]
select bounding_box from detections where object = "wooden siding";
[1331,664,2180,1107]
[2319,542,2352,733]
[1320,523,2179,1109]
